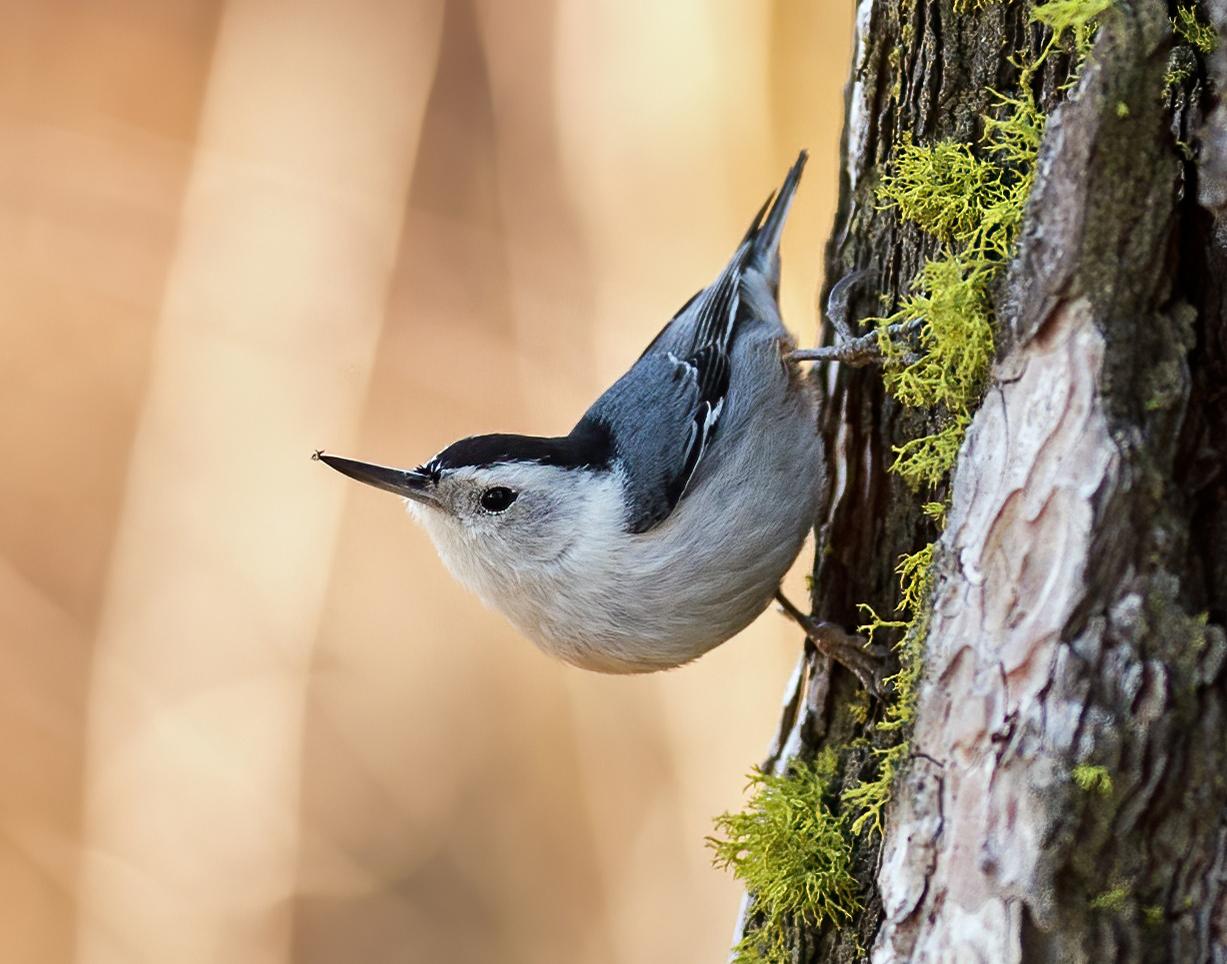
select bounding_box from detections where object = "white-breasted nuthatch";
[317,152,887,685]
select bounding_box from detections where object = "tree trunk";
[730,0,1227,960]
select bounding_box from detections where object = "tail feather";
[683,151,809,352]
[745,150,808,273]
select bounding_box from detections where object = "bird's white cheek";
[410,509,500,596]
[404,499,467,534]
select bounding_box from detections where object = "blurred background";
[0,1,853,961]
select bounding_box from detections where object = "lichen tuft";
[1090,883,1131,911]
[841,544,934,837]
[1032,0,1113,38]
[1072,763,1114,796]
[877,258,994,416]
[842,742,909,839]
[877,141,1002,245]
[1172,5,1218,53]
[709,752,860,962]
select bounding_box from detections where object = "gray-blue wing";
[590,236,743,533]
[583,150,807,533]
[585,348,728,533]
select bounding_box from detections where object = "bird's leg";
[787,268,923,368]
[788,319,923,367]
[773,590,886,696]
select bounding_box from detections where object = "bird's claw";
[773,591,886,696]
[788,268,922,369]
[802,620,887,697]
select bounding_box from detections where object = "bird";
[317,151,883,685]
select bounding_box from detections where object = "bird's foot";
[787,268,923,369]
[774,590,886,696]
[788,319,923,367]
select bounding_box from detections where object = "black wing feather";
[665,345,730,507]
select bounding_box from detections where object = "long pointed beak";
[313,450,440,507]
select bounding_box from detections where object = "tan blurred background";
[0,1,853,961]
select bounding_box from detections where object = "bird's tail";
[743,150,808,278]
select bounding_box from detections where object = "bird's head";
[315,425,620,593]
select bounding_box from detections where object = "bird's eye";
[479,486,518,513]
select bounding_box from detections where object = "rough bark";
[738,0,1227,960]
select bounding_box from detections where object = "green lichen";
[1072,764,1114,796]
[1172,5,1218,53]
[847,688,871,726]
[1143,904,1165,925]
[1032,0,1113,37]
[709,751,859,963]
[1032,0,1113,67]
[840,545,934,837]
[842,741,910,839]
[872,89,1042,492]
[1090,883,1131,911]
[869,543,935,733]
[877,259,995,413]
[1165,59,1195,90]
[893,418,972,491]
[878,141,1002,244]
